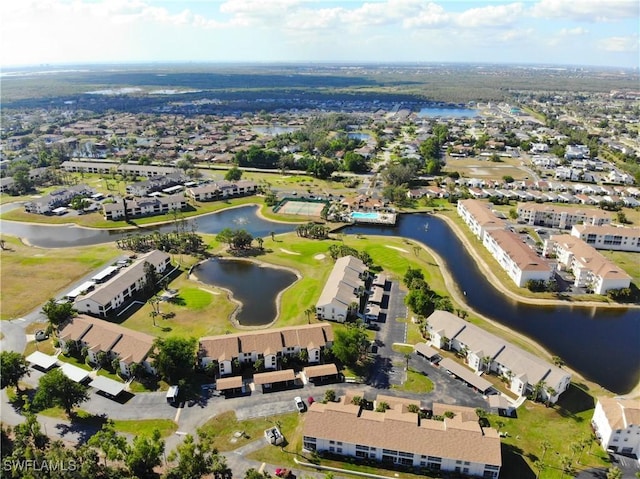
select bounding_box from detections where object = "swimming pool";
[351,211,380,220]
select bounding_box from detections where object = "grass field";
[198,410,300,453]
[0,235,121,320]
[443,155,533,180]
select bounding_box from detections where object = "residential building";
[482,229,553,287]
[199,323,333,376]
[457,199,505,240]
[316,256,369,322]
[74,250,171,317]
[58,314,155,377]
[185,180,257,202]
[126,173,187,196]
[592,397,640,457]
[516,203,611,229]
[543,235,631,294]
[571,224,640,253]
[426,311,571,403]
[302,395,502,478]
[24,185,94,214]
[61,160,180,178]
[102,194,187,220]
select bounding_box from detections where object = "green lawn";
[494,384,610,479]
[393,368,434,394]
[199,410,300,453]
[38,407,177,437]
[0,235,121,320]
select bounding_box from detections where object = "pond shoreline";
[191,255,302,330]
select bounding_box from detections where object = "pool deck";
[350,211,397,225]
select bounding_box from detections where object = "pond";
[193,258,298,326]
[343,214,640,394]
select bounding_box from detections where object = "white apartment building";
[426,311,571,403]
[517,203,611,229]
[185,180,257,202]
[456,199,505,240]
[543,235,631,294]
[303,395,502,478]
[571,224,640,253]
[592,397,640,458]
[316,256,369,322]
[103,194,187,220]
[75,250,171,317]
[482,229,553,287]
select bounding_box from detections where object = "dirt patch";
[280,248,301,255]
[314,253,326,260]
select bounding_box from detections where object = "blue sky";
[1,0,638,68]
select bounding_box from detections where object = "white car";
[294,396,305,412]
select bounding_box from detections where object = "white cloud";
[558,27,589,36]
[403,3,450,28]
[598,34,639,52]
[456,3,525,28]
[531,0,639,22]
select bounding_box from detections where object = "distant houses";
[74,250,172,318]
[426,310,571,403]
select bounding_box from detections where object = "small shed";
[414,342,441,362]
[216,376,244,396]
[303,363,340,385]
[25,351,58,371]
[59,362,91,383]
[253,370,296,392]
[90,376,126,398]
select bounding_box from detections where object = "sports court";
[277,200,325,217]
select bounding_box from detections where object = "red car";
[307,396,315,405]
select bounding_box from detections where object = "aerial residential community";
[1,2,640,479]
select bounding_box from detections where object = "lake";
[343,214,640,394]
[418,107,478,118]
[0,205,296,248]
[193,258,298,326]
[2,205,637,392]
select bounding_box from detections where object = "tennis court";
[277,200,325,217]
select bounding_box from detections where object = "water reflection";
[193,258,297,326]
[343,214,640,394]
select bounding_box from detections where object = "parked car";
[275,468,294,478]
[294,396,305,412]
[307,396,315,405]
[35,330,48,341]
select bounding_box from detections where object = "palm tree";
[304,306,316,324]
[482,355,493,372]
[606,467,623,479]
[270,231,276,241]
[404,353,411,370]
[256,237,264,250]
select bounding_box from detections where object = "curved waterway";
[341,214,640,395]
[193,258,297,326]
[0,205,295,248]
[1,206,638,392]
